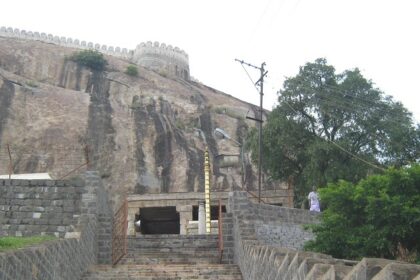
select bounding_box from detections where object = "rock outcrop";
[0,36,281,207]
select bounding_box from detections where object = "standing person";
[308,186,320,212]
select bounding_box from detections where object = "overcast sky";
[1,0,419,122]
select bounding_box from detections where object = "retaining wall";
[0,178,84,238]
[0,171,113,279]
[228,191,420,279]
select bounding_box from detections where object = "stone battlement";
[0,26,190,80]
[132,41,190,80]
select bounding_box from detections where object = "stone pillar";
[198,201,206,234]
[127,207,139,236]
[176,205,192,235]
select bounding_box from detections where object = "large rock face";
[0,36,278,206]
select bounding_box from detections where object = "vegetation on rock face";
[0,235,57,251]
[125,64,138,76]
[69,50,108,71]
[246,58,420,205]
[25,80,39,88]
[304,165,420,263]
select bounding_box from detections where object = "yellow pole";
[204,147,211,234]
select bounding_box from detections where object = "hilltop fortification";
[0,26,190,80]
[0,29,280,207]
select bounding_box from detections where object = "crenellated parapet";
[0,26,190,80]
[132,41,190,80]
[0,26,132,59]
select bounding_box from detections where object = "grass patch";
[0,236,57,251]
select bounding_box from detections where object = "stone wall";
[0,26,189,80]
[0,171,113,279]
[0,178,84,238]
[255,221,314,250]
[132,41,190,80]
[228,191,318,248]
[228,191,420,279]
[0,26,130,59]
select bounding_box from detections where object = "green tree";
[70,50,108,71]
[247,58,419,204]
[304,165,420,262]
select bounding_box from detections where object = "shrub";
[25,80,39,88]
[69,50,108,71]
[304,165,420,262]
[125,65,138,76]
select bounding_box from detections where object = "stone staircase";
[81,234,243,280]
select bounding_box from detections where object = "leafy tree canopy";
[70,50,108,71]
[304,165,420,262]
[246,58,419,204]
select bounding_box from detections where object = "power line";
[239,63,260,93]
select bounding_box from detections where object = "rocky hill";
[0,35,281,206]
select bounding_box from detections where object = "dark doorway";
[139,207,180,234]
[192,205,226,221]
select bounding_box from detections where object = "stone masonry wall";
[228,191,420,279]
[228,191,321,278]
[255,221,314,250]
[0,171,113,279]
[83,172,113,264]
[0,178,84,238]
[228,191,319,250]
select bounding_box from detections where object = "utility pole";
[235,59,268,203]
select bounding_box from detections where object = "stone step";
[81,264,243,280]
[343,258,394,280]
[298,257,352,280]
[119,257,222,265]
[371,263,420,280]
[321,264,353,280]
[127,235,219,249]
[305,264,333,280]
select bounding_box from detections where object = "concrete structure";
[0,26,189,80]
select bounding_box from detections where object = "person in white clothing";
[135,219,141,230]
[308,187,320,212]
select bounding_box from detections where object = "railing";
[243,187,267,204]
[112,199,128,265]
[218,199,224,263]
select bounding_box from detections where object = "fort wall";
[0,26,190,80]
[0,171,113,279]
[0,178,84,237]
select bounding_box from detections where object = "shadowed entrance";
[139,206,180,234]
